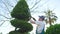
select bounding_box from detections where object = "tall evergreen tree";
[9,0,33,34]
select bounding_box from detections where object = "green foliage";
[9,0,33,34]
[9,31,30,34]
[10,19,33,32]
[10,19,28,28]
[11,0,31,20]
[45,24,60,34]
[9,31,20,34]
[44,9,57,25]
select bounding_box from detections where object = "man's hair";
[39,16,45,20]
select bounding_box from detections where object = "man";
[30,16,45,34]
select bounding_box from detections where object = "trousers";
[36,29,44,34]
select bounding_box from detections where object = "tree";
[45,24,60,34]
[0,0,49,34]
[0,0,49,27]
[9,0,33,34]
[44,9,58,25]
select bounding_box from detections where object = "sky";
[0,0,60,34]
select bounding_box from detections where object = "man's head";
[38,16,45,21]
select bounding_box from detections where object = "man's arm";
[30,19,35,24]
[29,19,35,24]
[29,17,36,24]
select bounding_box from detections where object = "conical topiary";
[11,0,31,21]
[9,0,33,34]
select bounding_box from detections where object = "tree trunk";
[49,17,52,26]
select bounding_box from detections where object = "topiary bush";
[11,0,31,21]
[9,31,30,34]
[10,19,33,33]
[9,0,33,34]
[9,31,20,34]
[45,24,60,34]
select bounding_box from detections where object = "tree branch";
[6,0,18,7]
[30,0,50,12]
[0,19,11,27]
[1,0,11,13]
[0,14,12,19]
[0,20,11,27]
[0,20,10,21]
[0,21,5,27]
[30,0,41,10]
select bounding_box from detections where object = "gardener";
[30,16,45,34]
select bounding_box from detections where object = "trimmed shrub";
[9,31,20,34]
[10,19,33,33]
[9,31,30,34]
[11,0,31,21]
[9,0,33,34]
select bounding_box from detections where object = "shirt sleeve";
[34,21,40,25]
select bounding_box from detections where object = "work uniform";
[35,21,45,34]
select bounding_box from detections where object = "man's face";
[38,18,43,21]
